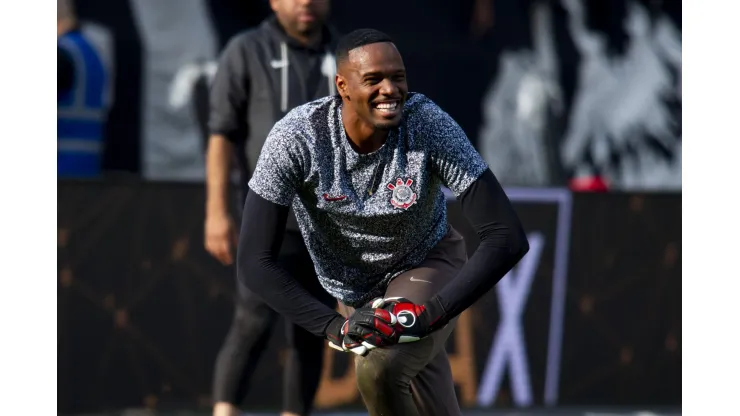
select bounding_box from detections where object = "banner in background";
[556,192,682,405]
[128,0,218,181]
[478,0,682,190]
[58,181,680,413]
[446,189,572,408]
[74,0,681,190]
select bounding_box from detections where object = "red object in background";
[569,176,609,192]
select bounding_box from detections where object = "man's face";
[270,0,329,36]
[337,42,408,130]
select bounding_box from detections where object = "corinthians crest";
[387,178,417,210]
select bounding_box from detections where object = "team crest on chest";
[387,178,417,210]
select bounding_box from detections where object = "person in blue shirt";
[57,0,109,178]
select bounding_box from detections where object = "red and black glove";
[324,308,399,356]
[372,296,447,343]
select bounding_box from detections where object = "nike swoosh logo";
[322,193,347,202]
[409,277,432,284]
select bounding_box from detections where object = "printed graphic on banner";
[478,0,681,190]
[129,0,218,181]
[449,189,572,408]
[478,1,562,187]
[558,0,682,190]
[477,232,545,407]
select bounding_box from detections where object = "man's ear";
[268,0,279,13]
[336,74,349,100]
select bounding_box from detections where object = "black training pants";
[212,231,337,414]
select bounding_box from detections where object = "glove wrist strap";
[324,314,346,344]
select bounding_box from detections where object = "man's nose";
[379,78,397,96]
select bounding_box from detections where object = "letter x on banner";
[445,187,573,407]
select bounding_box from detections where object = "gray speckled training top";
[248,93,488,307]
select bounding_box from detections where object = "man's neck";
[276,18,323,48]
[341,105,388,154]
[290,30,322,48]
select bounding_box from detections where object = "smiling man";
[237,28,529,416]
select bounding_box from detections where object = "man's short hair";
[335,29,394,66]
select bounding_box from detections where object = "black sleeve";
[428,169,530,327]
[237,188,343,337]
[208,34,251,143]
[58,47,75,94]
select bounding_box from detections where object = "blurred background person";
[204,0,339,415]
[57,0,111,178]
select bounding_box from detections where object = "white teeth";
[376,102,398,110]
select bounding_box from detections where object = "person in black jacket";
[204,1,339,416]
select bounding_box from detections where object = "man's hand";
[204,212,238,265]
[373,297,445,343]
[325,296,446,353]
[324,308,399,356]
[325,315,368,356]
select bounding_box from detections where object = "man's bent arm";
[427,169,530,328]
[237,189,343,337]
